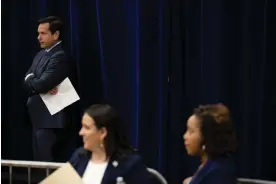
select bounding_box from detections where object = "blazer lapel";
[77,152,91,177]
[34,44,63,73]
[32,50,46,71]
[190,160,213,184]
[101,159,119,184]
[77,152,120,184]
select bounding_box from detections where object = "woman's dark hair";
[193,103,238,159]
[84,104,135,159]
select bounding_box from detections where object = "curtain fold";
[2,0,276,182]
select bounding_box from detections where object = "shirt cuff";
[25,73,34,81]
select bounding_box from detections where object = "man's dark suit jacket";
[69,147,150,184]
[190,155,236,184]
[24,43,71,128]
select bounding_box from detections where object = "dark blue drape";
[2,0,276,183]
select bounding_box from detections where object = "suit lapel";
[33,44,62,74]
[190,160,213,184]
[78,156,90,177]
[77,152,90,177]
[101,159,119,184]
[32,50,46,71]
[35,54,49,72]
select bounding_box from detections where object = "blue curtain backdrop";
[2,0,276,183]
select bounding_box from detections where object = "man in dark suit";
[24,16,75,162]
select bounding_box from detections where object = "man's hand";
[183,177,192,184]
[48,87,58,95]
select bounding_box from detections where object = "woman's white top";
[82,161,108,184]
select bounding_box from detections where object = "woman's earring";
[100,140,104,148]
[202,145,206,151]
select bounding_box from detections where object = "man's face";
[37,23,59,49]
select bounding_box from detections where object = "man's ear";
[53,31,60,40]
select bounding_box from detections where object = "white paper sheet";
[39,162,83,184]
[40,77,80,115]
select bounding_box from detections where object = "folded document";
[40,77,80,115]
[40,162,83,184]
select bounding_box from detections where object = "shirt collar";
[45,41,62,52]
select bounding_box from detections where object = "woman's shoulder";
[207,155,236,179]
[69,147,90,165]
[71,147,88,157]
[73,147,86,154]
[117,152,143,163]
[194,156,236,184]
[112,153,149,184]
[114,152,146,170]
[210,155,236,169]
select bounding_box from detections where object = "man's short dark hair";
[194,103,238,159]
[38,16,64,40]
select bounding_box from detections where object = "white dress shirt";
[82,161,108,184]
